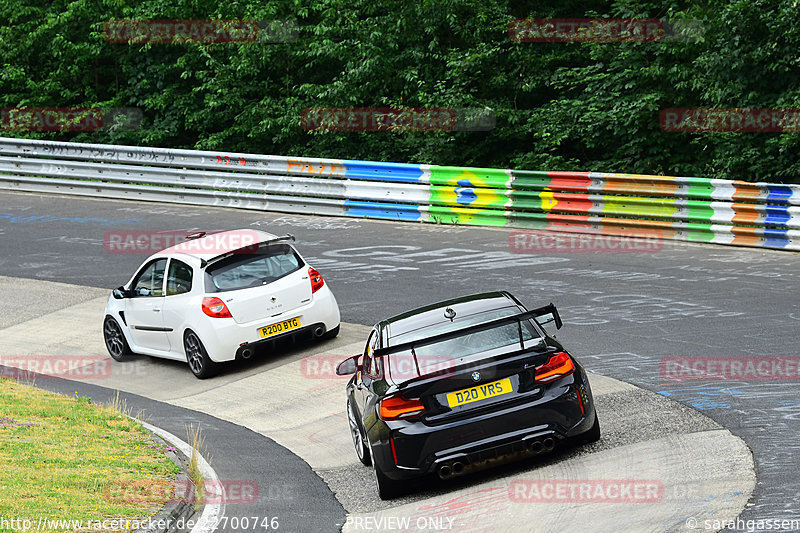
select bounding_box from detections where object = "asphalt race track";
[1,190,799,532]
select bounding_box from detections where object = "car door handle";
[153,308,161,312]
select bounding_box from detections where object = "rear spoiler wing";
[200,234,296,268]
[372,303,562,358]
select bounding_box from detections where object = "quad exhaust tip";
[438,465,452,479]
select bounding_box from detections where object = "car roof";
[158,228,281,261]
[379,291,522,342]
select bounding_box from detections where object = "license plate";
[446,378,513,408]
[258,317,301,339]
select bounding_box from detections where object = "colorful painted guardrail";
[338,163,800,250]
[1,137,798,251]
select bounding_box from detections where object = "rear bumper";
[368,369,596,482]
[198,285,340,362]
[234,321,328,360]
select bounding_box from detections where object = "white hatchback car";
[103,229,340,378]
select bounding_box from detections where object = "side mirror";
[112,286,127,299]
[336,355,360,376]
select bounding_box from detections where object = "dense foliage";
[1,0,798,182]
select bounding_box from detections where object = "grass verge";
[0,377,180,532]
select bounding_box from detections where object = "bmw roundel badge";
[471,371,481,382]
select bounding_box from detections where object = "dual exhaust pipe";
[238,325,327,360]
[436,437,556,480]
[527,437,555,454]
[437,461,466,480]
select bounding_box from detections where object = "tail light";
[534,351,575,382]
[379,394,425,420]
[308,267,324,293]
[202,297,232,318]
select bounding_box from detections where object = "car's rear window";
[386,307,541,382]
[204,244,303,292]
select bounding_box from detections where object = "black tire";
[367,435,404,500]
[322,324,340,340]
[103,316,133,361]
[184,330,218,379]
[348,398,371,466]
[373,459,404,500]
[575,411,601,445]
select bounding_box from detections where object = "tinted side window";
[132,259,167,297]
[167,259,193,296]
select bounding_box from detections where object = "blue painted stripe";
[343,160,423,183]
[764,205,791,226]
[344,200,422,221]
[763,227,790,248]
[766,185,795,203]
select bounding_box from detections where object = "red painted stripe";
[547,171,592,191]
[549,192,594,212]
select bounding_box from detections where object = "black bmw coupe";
[336,291,600,499]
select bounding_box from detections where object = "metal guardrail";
[1,136,799,251]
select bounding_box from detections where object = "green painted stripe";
[507,170,554,191]
[428,166,511,188]
[427,205,508,226]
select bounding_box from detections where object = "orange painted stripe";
[731,203,760,225]
[603,174,678,196]
[731,181,761,202]
[547,171,592,191]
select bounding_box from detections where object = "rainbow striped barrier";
[1,137,798,251]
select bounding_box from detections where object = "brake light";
[534,352,575,382]
[379,394,425,420]
[202,297,232,318]
[308,267,324,293]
